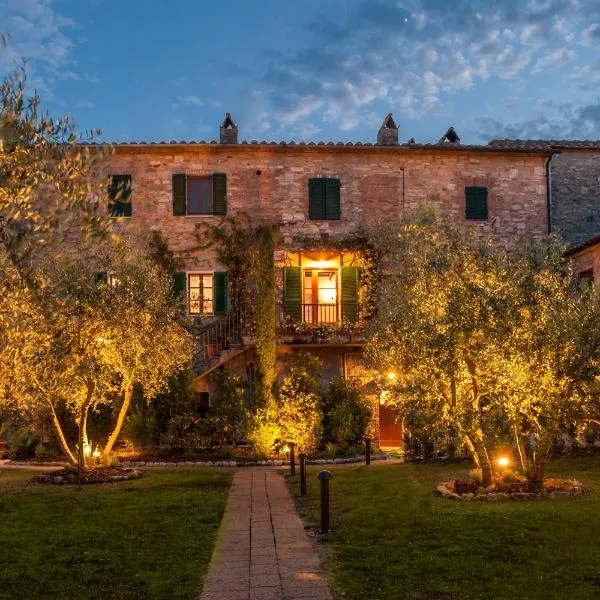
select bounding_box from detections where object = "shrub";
[6,427,39,460]
[208,369,248,446]
[122,407,159,450]
[277,353,323,453]
[247,406,280,459]
[323,380,372,449]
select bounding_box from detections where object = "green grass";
[0,468,232,600]
[288,456,600,600]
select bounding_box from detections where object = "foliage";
[122,404,159,450]
[1,233,193,466]
[323,379,372,448]
[208,368,248,445]
[278,353,324,453]
[366,208,600,488]
[255,225,278,408]
[247,406,281,460]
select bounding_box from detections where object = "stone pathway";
[200,469,333,600]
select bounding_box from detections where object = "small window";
[108,174,132,217]
[188,273,214,315]
[172,173,227,216]
[465,187,488,220]
[308,177,341,220]
[577,269,594,284]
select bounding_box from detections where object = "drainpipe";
[546,153,553,235]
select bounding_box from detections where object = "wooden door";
[379,403,403,448]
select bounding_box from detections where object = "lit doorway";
[303,269,338,323]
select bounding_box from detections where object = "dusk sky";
[1,0,599,144]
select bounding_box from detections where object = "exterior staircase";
[193,309,250,379]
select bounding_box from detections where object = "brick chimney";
[377,113,398,145]
[220,113,238,144]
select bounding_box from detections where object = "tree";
[278,353,323,453]
[1,234,193,466]
[366,209,595,488]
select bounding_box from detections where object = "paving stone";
[200,469,333,600]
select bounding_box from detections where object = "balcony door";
[303,269,338,324]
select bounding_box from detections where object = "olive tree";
[366,209,596,488]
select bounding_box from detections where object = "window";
[172,173,227,216]
[577,269,594,284]
[308,177,341,220]
[108,174,132,217]
[465,186,488,220]
[188,273,214,315]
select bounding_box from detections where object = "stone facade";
[550,149,600,248]
[103,142,550,274]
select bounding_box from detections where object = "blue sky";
[1,0,599,144]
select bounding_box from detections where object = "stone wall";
[550,150,600,248]
[102,144,549,271]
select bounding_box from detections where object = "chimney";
[220,112,238,144]
[377,113,398,145]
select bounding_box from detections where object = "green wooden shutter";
[212,173,227,216]
[283,267,302,322]
[172,174,187,216]
[324,178,341,220]
[308,178,325,220]
[172,272,186,299]
[341,267,359,323]
[108,175,132,217]
[465,187,488,220]
[95,271,108,284]
[213,271,228,315]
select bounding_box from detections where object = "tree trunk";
[102,383,133,459]
[78,381,95,473]
[468,430,493,487]
[47,398,77,465]
[514,425,529,473]
[526,458,547,493]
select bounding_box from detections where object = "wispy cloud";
[252,0,600,136]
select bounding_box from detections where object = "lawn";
[0,467,232,600]
[287,456,600,600]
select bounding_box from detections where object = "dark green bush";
[323,379,372,449]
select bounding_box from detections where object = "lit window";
[188,273,213,315]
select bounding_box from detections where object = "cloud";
[532,47,575,72]
[478,100,600,141]
[255,0,600,135]
[74,99,95,109]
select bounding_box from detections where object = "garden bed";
[436,475,588,500]
[34,466,141,485]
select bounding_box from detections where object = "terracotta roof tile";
[490,139,600,150]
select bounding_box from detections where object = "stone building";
[101,114,552,447]
[489,140,600,248]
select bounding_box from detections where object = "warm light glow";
[387,372,397,381]
[92,449,101,458]
[497,456,510,468]
[283,445,290,454]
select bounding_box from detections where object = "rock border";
[6,454,392,469]
[35,467,142,485]
[436,478,587,501]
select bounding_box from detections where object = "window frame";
[465,186,489,220]
[107,174,133,218]
[187,272,214,316]
[186,175,214,216]
[308,177,341,221]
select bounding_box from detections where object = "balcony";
[275,302,365,344]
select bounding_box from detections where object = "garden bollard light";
[289,442,296,477]
[299,452,307,497]
[318,470,332,534]
[365,436,371,465]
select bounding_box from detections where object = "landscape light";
[497,456,510,468]
[387,372,397,381]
